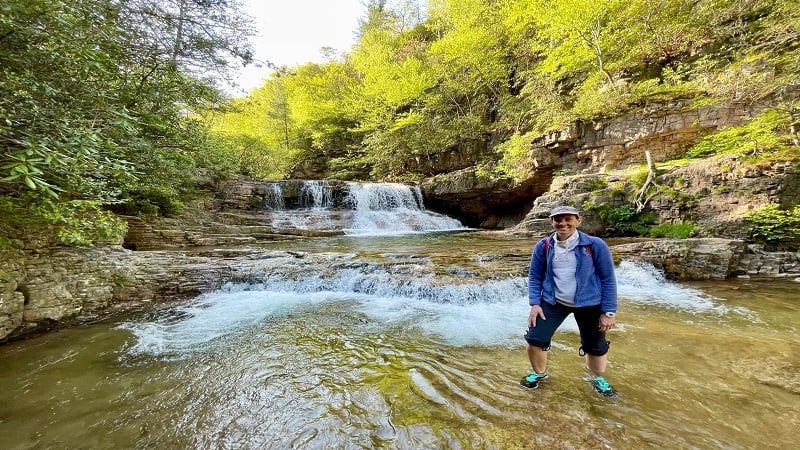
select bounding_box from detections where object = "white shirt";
[552,231,579,305]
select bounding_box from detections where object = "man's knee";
[525,336,551,351]
[580,340,610,356]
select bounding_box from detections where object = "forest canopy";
[1,0,798,247]
[209,0,799,183]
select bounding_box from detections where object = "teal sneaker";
[589,376,617,397]
[520,372,548,389]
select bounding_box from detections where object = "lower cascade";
[260,180,466,235]
[118,259,744,357]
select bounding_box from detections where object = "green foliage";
[628,167,651,188]
[207,0,798,184]
[50,204,128,246]
[0,195,127,246]
[284,62,361,151]
[327,153,372,180]
[686,109,797,160]
[647,223,695,239]
[553,168,575,177]
[1,0,135,200]
[657,185,697,210]
[0,270,12,285]
[111,273,132,287]
[585,177,609,191]
[746,204,800,249]
[122,187,184,218]
[588,202,656,237]
[493,132,536,180]
[0,0,254,244]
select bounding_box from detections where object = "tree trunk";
[634,150,658,213]
[171,0,187,65]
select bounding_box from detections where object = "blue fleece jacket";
[527,231,618,313]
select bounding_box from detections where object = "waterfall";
[264,183,285,210]
[259,180,467,235]
[343,182,422,210]
[343,182,464,235]
[299,180,333,209]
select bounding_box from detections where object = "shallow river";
[1,233,798,449]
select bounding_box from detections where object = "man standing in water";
[521,205,618,397]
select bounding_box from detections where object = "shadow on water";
[1,232,798,449]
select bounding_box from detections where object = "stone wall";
[655,158,798,239]
[1,247,125,339]
[420,167,551,228]
[611,238,748,280]
[0,252,24,340]
[511,156,798,239]
[535,102,759,173]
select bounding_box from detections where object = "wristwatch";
[604,312,616,318]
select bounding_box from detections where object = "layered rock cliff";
[420,100,798,237]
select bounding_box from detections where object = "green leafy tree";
[208,70,304,179]
[425,0,509,132]
[283,60,362,171]
[0,0,254,245]
[746,204,800,249]
[0,0,168,209]
[210,0,798,190]
[120,0,255,84]
[347,1,442,178]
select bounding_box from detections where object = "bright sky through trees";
[230,0,364,95]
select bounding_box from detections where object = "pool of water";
[1,233,798,449]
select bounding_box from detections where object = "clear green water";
[0,233,798,449]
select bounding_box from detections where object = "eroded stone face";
[420,101,774,229]
[0,290,24,340]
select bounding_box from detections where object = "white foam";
[260,181,468,235]
[119,261,737,357]
[119,290,337,357]
[616,260,728,312]
[343,182,466,235]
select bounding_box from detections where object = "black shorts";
[524,301,610,356]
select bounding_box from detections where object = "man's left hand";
[599,315,616,332]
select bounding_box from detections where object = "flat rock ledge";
[1,238,798,342]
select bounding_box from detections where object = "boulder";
[611,238,748,280]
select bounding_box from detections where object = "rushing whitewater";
[119,258,743,359]
[260,180,466,235]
